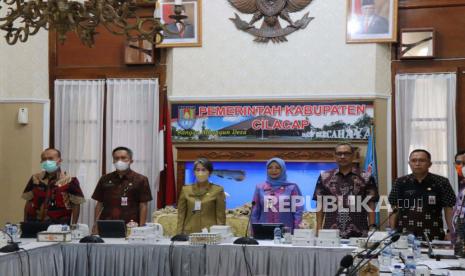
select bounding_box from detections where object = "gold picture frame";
[156,0,202,48]
[346,0,398,43]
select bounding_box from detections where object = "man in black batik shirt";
[389,149,456,240]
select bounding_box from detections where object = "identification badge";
[348,195,356,207]
[428,195,436,205]
[267,198,274,209]
[194,200,201,211]
[121,197,128,206]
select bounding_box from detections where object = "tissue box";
[131,226,162,237]
[293,229,315,239]
[318,229,339,239]
[37,231,72,242]
[189,233,222,245]
[315,238,340,247]
[210,225,233,243]
[128,234,161,244]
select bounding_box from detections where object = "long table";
[0,239,356,276]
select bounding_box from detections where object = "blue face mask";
[41,160,59,173]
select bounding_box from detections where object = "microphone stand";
[80,206,104,243]
[234,201,258,245]
[171,212,189,242]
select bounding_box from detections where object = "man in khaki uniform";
[176,158,226,234]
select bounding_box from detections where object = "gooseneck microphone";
[0,228,20,253]
[334,254,354,276]
[348,233,401,276]
[364,208,398,249]
[234,201,259,245]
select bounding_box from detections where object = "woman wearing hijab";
[250,158,303,232]
[176,158,226,235]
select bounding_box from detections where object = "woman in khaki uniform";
[176,158,226,234]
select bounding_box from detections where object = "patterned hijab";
[266,158,291,187]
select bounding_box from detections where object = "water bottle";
[391,264,403,276]
[4,223,11,238]
[273,227,282,244]
[379,243,392,270]
[407,233,415,248]
[455,217,465,257]
[413,239,422,259]
[404,255,416,276]
[10,224,19,242]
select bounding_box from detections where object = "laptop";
[97,220,126,238]
[252,223,284,240]
[423,231,457,260]
[20,221,52,238]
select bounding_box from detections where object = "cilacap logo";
[178,106,196,130]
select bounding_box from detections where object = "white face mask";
[114,160,130,171]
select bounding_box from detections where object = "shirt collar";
[335,166,359,176]
[192,182,212,196]
[113,169,134,180]
[41,168,63,181]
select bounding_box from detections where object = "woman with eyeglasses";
[176,158,226,235]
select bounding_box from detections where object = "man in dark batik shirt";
[389,149,456,240]
[92,147,152,232]
[22,148,85,224]
[313,143,378,238]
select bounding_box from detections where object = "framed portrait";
[156,0,202,48]
[124,40,155,65]
[346,0,398,43]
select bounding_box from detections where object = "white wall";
[168,0,391,97]
[0,32,49,99]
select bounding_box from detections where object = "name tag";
[348,195,356,207]
[428,195,436,205]
[194,200,201,211]
[121,197,128,206]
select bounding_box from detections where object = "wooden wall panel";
[49,19,167,147]
[55,27,128,68]
[397,5,465,59]
[392,0,465,178]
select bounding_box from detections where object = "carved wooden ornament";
[228,0,314,43]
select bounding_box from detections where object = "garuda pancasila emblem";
[228,0,314,43]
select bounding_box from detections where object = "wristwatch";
[368,224,378,230]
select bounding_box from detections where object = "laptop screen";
[252,223,284,240]
[97,220,126,238]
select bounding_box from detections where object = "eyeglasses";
[335,152,352,157]
[456,160,464,165]
[409,158,429,164]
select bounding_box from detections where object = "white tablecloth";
[0,239,360,276]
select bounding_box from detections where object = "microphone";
[80,206,104,243]
[348,233,401,276]
[364,208,398,249]
[0,228,20,253]
[234,201,259,245]
[334,255,354,276]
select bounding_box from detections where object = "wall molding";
[0,98,50,104]
[0,98,50,149]
[399,0,465,9]
[169,93,391,102]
